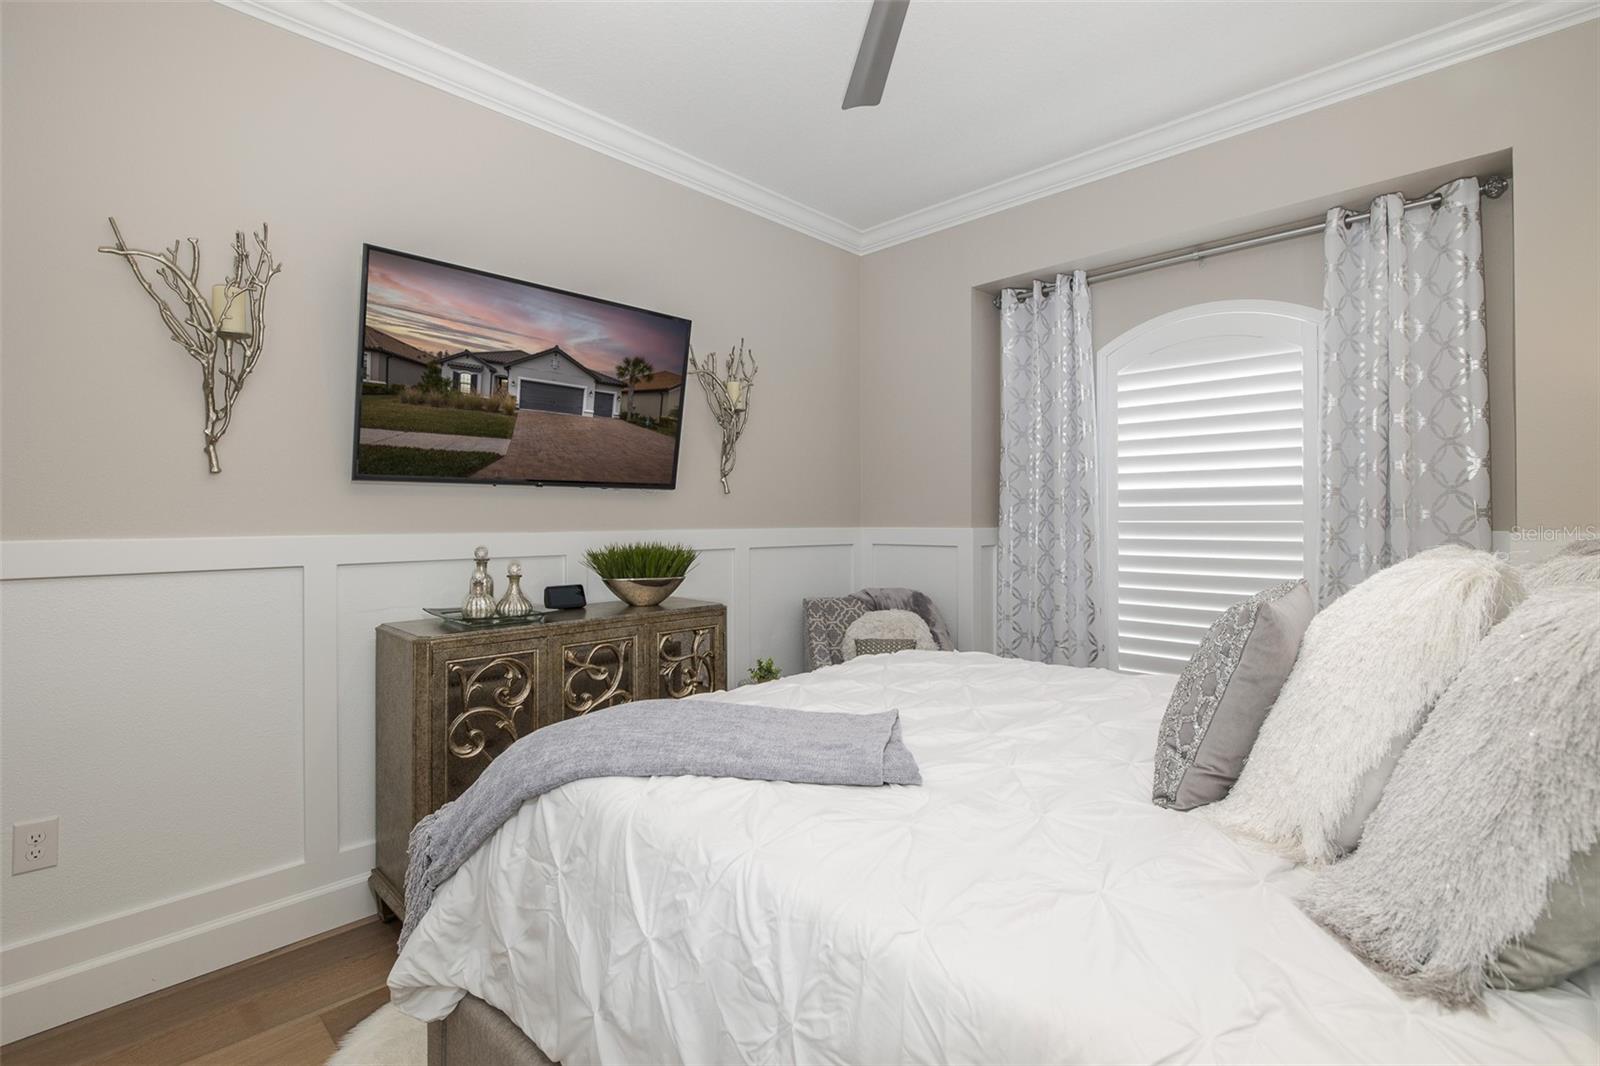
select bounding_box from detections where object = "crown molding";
[854,0,1599,253]
[216,0,862,252]
[220,0,1595,257]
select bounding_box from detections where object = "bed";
[389,650,1600,1064]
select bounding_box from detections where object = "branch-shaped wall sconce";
[98,217,283,473]
[687,339,758,494]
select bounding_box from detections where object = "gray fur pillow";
[1522,537,1600,590]
[1152,580,1313,810]
[1299,586,1600,1008]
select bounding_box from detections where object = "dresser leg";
[369,869,402,923]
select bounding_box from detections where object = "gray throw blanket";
[850,587,956,651]
[399,699,921,948]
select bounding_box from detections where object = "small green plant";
[748,657,781,684]
[583,541,698,580]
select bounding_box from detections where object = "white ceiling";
[234,0,1597,251]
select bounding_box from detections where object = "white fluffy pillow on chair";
[1202,545,1524,864]
[842,610,936,660]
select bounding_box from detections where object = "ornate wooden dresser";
[370,598,727,921]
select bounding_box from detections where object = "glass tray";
[424,606,550,630]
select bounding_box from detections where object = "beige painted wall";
[860,24,1598,531]
[0,2,861,538]
[3,7,1592,542]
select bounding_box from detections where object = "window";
[1096,302,1319,674]
[362,352,375,382]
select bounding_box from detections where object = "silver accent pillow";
[852,637,918,657]
[1493,842,1600,991]
[1152,580,1314,810]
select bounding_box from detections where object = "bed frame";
[429,995,558,1066]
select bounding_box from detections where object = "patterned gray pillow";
[852,637,917,657]
[803,596,869,671]
[1152,580,1314,810]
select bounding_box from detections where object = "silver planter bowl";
[602,576,684,608]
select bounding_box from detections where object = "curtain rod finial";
[1482,175,1510,200]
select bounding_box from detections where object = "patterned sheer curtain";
[1319,178,1490,604]
[997,272,1103,666]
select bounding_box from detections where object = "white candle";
[210,284,250,338]
[725,378,744,410]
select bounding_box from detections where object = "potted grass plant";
[583,541,698,607]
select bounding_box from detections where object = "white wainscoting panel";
[0,527,993,1040]
[976,541,998,656]
[868,543,962,639]
[1,569,306,945]
[860,528,998,655]
[747,542,857,677]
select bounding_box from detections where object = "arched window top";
[1098,300,1321,374]
[1096,301,1320,674]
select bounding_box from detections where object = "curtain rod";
[992,173,1509,308]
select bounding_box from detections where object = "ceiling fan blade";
[842,0,909,110]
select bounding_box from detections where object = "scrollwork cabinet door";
[657,624,722,698]
[443,648,538,799]
[561,637,634,717]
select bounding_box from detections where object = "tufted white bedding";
[389,651,1600,1064]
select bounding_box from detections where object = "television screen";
[353,245,691,488]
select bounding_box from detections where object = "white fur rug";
[327,1004,426,1066]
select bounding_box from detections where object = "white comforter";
[390,651,1600,1064]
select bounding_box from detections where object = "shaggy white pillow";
[1203,545,1523,864]
[842,610,936,660]
[1300,586,1600,1008]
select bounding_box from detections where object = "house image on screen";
[362,326,433,387]
[442,346,625,418]
[625,371,684,420]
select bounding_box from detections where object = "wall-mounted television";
[353,245,691,489]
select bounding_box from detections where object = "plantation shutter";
[1099,306,1319,675]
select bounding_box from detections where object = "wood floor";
[1,918,399,1066]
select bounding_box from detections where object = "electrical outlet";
[12,818,58,875]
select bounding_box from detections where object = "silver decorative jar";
[469,545,495,599]
[461,574,497,620]
[496,561,533,619]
